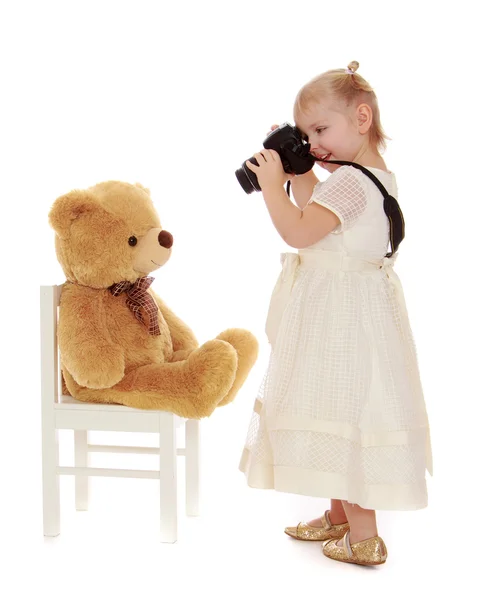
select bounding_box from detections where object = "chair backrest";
[40,285,63,410]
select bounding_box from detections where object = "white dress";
[239,165,433,511]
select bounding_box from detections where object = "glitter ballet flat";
[323,530,388,566]
[284,510,350,541]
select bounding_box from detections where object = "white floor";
[3,402,477,600]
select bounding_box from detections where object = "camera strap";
[289,160,405,258]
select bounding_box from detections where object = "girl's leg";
[308,499,347,527]
[337,501,378,546]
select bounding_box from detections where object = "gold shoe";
[323,530,388,566]
[284,510,349,541]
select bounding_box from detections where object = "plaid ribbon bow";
[109,276,161,336]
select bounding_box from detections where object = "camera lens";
[235,158,261,194]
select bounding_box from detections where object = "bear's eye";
[128,236,138,247]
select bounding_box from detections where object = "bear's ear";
[48,190,99,239]
[135,182,151,195]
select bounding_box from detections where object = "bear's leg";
[66,340,238,419]
[170,349,193,362]
[215,329,259,407]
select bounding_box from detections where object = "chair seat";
[56,395,185,423]
[54,395,186,433]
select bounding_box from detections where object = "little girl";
[239,61,433,567]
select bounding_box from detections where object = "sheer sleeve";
[308,166,367,233]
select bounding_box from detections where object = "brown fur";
[49,181,259,418]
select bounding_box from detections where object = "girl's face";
[296,100,370,173]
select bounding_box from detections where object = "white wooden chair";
[40,285,200,543]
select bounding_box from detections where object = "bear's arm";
[151,292,199,352]
[58,284,125,389]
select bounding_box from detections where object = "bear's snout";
[158,230,173,249]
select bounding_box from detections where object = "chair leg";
[74,430,89,511]
[42,426,60,537]
[185,419,200,516]
[159,412,177,543]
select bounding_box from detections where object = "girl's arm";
[261,185,339,248]
[245,149,338,248]
[289,170,320,209]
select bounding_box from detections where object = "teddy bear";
[48,180,259,419]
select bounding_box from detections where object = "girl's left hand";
[245,149,293,190]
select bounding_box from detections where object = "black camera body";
[235,123,316,194]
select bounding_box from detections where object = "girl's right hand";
[266,124,296,180]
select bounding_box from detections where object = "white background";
[1,0,483,597]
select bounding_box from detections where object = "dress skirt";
[239,250,433,511]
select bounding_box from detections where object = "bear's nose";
[158,230,173,249]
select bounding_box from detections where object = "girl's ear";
[48,190,99,239]
[356,103,373,134]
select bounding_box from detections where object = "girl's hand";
[267,124,279,136]
[245,149,292,191]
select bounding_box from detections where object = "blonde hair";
[294,61,390,152]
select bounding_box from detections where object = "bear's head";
[49,180,173,288]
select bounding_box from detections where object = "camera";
[235,123,316,194]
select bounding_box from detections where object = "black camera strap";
[288,160,405,258]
